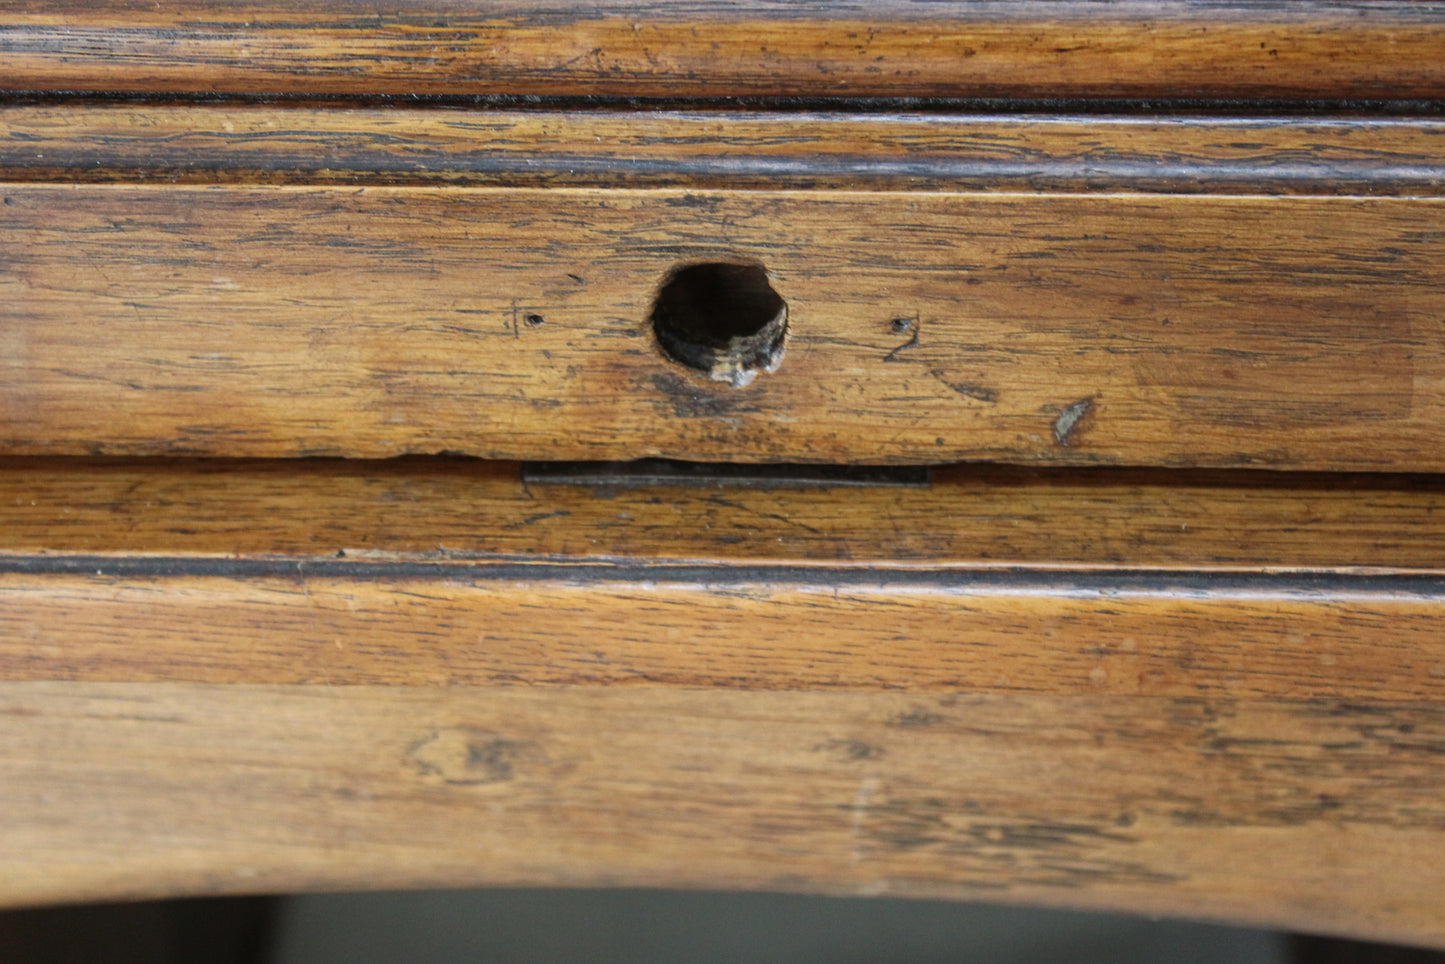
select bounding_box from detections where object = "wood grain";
[2,1,1444,100]
[3,182,1442,467]
[4,457,1445,699]
[4,562,1445,701]
[4,683,1444,948]
[7,7,1445,935]
[6,106,1445,194]
[3,459,1444,934]
[4,456,1445,571]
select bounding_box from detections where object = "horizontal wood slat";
[3,181,1442,468]
[2,1,1444,100]
[5,107,1445,194]
[1,459,1443,704]
[3,457,1445,571]
[3,683,1444,948]
[4,563,1444,701]
[2,459,1443,933]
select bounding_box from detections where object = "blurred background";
[2,888,1442,963]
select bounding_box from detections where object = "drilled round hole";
[649,261,788,387]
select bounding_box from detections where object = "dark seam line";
[3,555,1443,596]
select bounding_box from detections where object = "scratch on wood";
[930,369,998,403]
[1053,397,1095,447]
[883,316,920,362]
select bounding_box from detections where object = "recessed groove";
[3,555,1445,596]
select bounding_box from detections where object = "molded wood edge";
[5,107,1445,194]
[3,1,1445,99]
[2,563,1444,701]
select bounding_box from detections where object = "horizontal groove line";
[3,555,1444,598]
[5,155,1443,189]
[4,92,1445,116]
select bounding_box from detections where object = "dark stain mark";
[846,796,1180,888]
[930,370,998,403]
[407,728,532,786]
[884,314,920,362]
[890,705,948,728]
[1158,700,1445,830]
[1052,397,1095,446]
[662,193,724,210]
[465,739,525,782]
[816,738,883,761]
[566,273,586,285]
[650,371,763,418]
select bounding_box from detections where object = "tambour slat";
[2,180,1443,468]
[2,1,1444,101]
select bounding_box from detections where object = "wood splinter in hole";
[650,262,788,387]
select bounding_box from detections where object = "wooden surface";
[4,683,1445,948]
[3,1,1444,100]
[2,458,1445,945]
[3,456,1445,570]
[3,180,1443,467]
[6,107,1443,468]
[8,3,1445,942]
[6,106,1445,194]
[5,562,1445,700]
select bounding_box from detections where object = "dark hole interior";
[649,263,788,382]
[650,262,785,349]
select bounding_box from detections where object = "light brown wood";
[4,183,1443,468]
[1,458,1444,938]
[4,683,1444,949]
[3,457,1445,700]
[3,456,1445,571]
[4,565,1445,701]
[7,6,1445,941]
[2,1,1444,100]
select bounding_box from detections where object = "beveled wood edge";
[4,106,1445,194]
[3,561,1444,700]
[3,1,1445,100]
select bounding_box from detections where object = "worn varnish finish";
[1,459,1444,938]
[3,184,1444,467]
[4,563,1445,701]
[3,683,1445,948]
[7,0,1445,942]
[3,456,1445,571]
[7,107,1445,194]
[2,458,1445,699]
[1,458,1445,940]
[3,1,1445,100]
